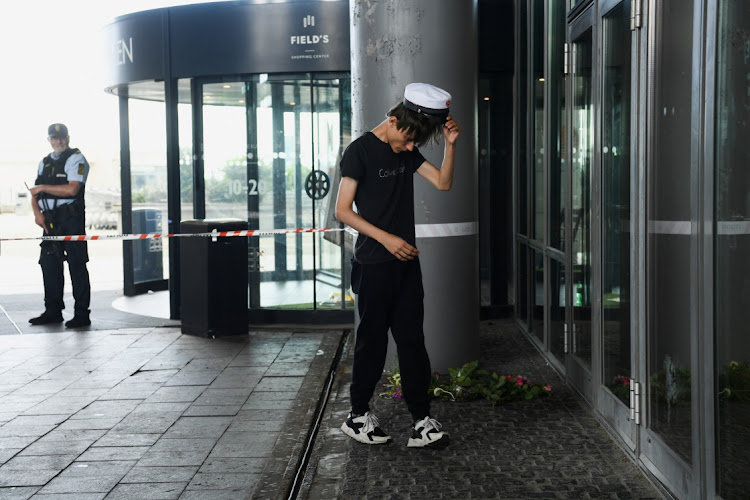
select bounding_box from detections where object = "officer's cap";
[47,123,69,138]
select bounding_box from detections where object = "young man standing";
[335,83,460,448]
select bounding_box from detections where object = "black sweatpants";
[349,257,432,421]
[39,205,90,317]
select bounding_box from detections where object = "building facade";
[512,0,749,498]
[103,1,749,498]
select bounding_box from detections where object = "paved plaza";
[0,217,665,499]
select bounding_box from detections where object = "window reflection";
[533,249,544,341]
[647,0,693,463]
[178,79,194,222]
[550,257,565,361]
[715,2,750,497]
[517,1,528,237]
[203,82,247,220]
[199,76,351,310]
[532,0,545,242]
[571,29,593,368]
[550,1,566,252]
[601,3,632,406]
[129,97,168,285]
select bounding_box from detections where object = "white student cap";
[402,83,451,124]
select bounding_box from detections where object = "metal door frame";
[593,0,639,453]
[636,0,708,497]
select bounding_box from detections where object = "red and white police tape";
[0,227,345,243]
[0,222,480,243]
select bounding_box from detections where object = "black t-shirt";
[340,131,426,264]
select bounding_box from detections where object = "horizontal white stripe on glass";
[647,220,750,235]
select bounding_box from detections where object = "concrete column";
[350,0,479,372]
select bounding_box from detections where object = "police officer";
[28,123,91,328]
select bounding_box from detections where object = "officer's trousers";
[349,257,432,421]
[39,205,90,317]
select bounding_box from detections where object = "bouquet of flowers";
[380,360,552,406]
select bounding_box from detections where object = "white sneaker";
[407,416,449,448]
[341,411,392,445]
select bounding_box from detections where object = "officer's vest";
[35,148,86,205]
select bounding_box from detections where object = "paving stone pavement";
[298,319,667,500]
[0,308,345,500]
[0,289,669,499]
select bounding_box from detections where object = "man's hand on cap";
[443,116,460,145]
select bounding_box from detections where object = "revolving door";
[194,74,353,317]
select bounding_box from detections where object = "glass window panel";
[550,2,566,251]
[532,250,544,341]
[479,78,492,306]
[255,76,314,308]
[517,243,529,326]
[517,1,528,236]
[178,79,193,221]
[647,0,693,463]
[715,2,750,497]
[571,28,593,369]
[312,78,352,310]
[249,75,350,310]
[129,97,167,285]
[203,82,247,220]
[550,257,566,362]
[601,3,632,406]
[532,0,545,242]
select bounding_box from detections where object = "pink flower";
[517,379,524,386]
[544,385,552,392]
[613,375,631,386]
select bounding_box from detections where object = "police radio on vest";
[290,35,329,45]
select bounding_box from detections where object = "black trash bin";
[180,219,248,337]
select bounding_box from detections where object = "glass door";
[596,0,636,450]
[715,3,750,498]
[198,74,352,313]
[639,0,696,496]
[122,82,170,296]
[567,7,594,397]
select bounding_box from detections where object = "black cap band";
[403,99,450,124]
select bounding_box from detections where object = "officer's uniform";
[33,127,91,325]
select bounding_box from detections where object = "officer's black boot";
[29,311,64,325]
[65,311,91,329]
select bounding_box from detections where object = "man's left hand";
[443,116,460,145]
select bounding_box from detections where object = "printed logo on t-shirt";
[378,165,406,178]
[378,160,408,179]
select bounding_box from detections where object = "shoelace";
[361,412,380,434]
[420,417,442,432]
